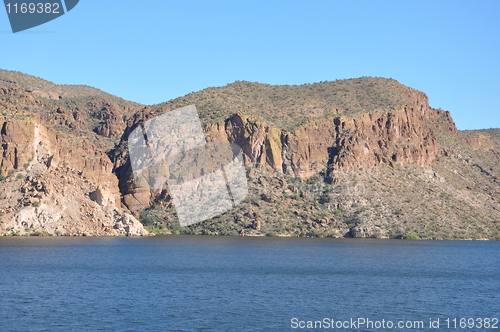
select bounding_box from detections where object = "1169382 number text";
[5,3,60,14]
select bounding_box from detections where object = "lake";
[0,236,499,331]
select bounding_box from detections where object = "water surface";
[1,236,498,331]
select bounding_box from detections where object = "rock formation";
[1,69,499,239]
[0,116,148,236]
[114,87,455,213]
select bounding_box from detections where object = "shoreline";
[0,232,496,241]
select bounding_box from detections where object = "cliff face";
[206,92,451,176]
[0,118,148,236]
[114,89,456,212]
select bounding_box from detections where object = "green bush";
[139,213,160,226]
[403,234,419,240]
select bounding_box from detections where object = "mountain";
[0,69,499,239]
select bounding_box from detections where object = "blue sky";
[1,0,499,130]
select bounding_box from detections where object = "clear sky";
[1,0,498,130]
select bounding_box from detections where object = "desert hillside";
[1,69,499,239]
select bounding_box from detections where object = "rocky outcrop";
[204,114,337,178]
[214,91,454,177]
[0,119,149,236]
[115,89,457,212]
[0,119,37,176]
[464,132,496,151]
[92,102,134,138]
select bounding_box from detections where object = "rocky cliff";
[1,69,499,239]
[112,85,454,212]
[0,70,148,236]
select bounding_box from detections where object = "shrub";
[318,193,330,204]
[403,234,419,240]
[139,212,160,226]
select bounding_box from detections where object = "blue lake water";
[0,236,499,331]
